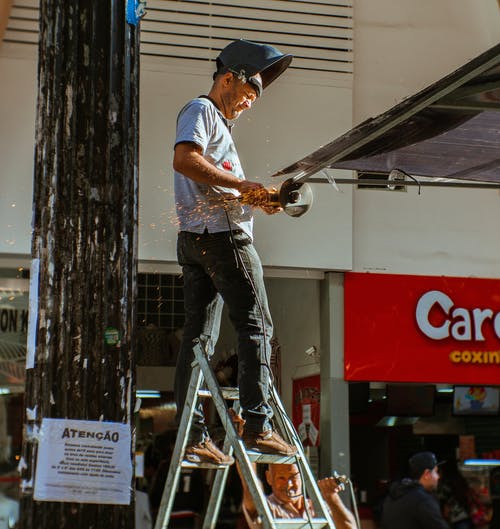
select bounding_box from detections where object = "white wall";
[352,0,500,278]
[354,186,500,277]
[353,0,500,121]
[2,5,500,275]
[0,46,354,271]
[0,56,36,254]
[139,60,353,270]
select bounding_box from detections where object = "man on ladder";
[162,38,340,529]
[172,38,296,465]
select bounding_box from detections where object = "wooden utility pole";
[19,1,140,528]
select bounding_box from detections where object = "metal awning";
[274,43,500,185]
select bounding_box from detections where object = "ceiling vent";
[3,0,353,80]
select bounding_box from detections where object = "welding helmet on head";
[214,39,293,97]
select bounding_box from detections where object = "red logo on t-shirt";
[222,160,233,171]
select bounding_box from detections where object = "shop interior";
[349,382,500,528]
[0,269,499,528]
[134,381,500,528]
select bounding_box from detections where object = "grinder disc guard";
[278,178,314,217]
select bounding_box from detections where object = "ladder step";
[274,519,330,529]
[181,460,232,470]
[156,341,336,529]
[247,450,302,464]
[181,452,300,467]
[197,387,240,400]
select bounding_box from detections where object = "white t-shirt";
[174,97,254,238]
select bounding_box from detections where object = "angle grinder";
[239,177,313,218]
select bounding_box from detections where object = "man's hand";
[238,180,264,193]
[239,185,282,215]
[318,476,345,502]
[318,476,358,529]
[258,186,282,215]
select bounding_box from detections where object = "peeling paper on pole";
[17,457,28,475]
[21,478,33,494]
[26,258,40,369]
[26,406,37,421]
[19,465,33,495]
[120,376,126,410]
[25,423,40,442]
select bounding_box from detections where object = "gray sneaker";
[184,437,235,465]
[242,430,298,456]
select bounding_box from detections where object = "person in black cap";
[381,451,449,529]
[172,39,295,466]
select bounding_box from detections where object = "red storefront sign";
[292,375,320,447]
[344,273,500,384]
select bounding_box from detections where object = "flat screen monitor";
[386,384,435,417]
[453,386,500,416]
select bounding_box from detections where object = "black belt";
[200,228,243,235]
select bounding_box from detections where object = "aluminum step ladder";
[154,338,336,529]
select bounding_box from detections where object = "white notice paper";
[34,418,133,505]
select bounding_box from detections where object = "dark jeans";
[174,230,274,441]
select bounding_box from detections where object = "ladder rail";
[201,432,234,529]
[270,385,337,528]
[155,337,336,529]
[154,364,204,529]
[194,340,279,529]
